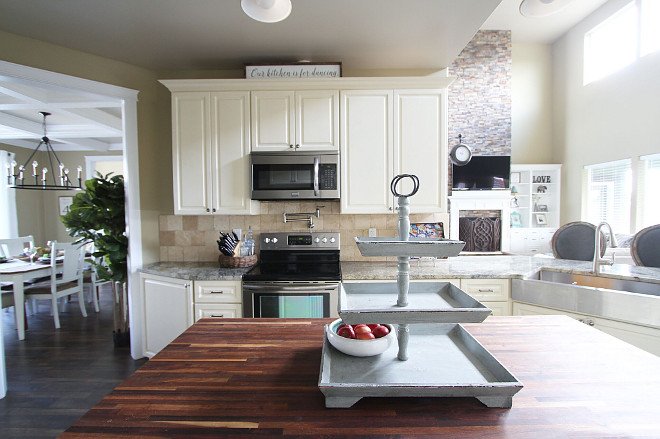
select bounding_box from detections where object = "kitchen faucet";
[283,206,324,229]
[593,222,618,274]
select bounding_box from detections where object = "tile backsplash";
[159,201,448,262]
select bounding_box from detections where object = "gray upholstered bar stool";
[631,224,660,268]
[551,221,606,261]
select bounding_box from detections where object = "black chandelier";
[6,112,82,190]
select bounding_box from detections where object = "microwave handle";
[313,157,320,196]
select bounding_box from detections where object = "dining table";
[0,258,53,341]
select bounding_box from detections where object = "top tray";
[355,237,465,258]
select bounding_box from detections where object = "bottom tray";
[318,323,522,408]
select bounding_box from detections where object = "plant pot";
[113,329,130,348]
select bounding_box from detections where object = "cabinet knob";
[183,283,190,288]
[211,314,224,318]
[295,144,300,149]
[210,290,224,294]
[212,208,216,212]
[289,144,294,149]
[206,208,210,212]
[478,288,494,292]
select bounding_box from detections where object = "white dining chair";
[0,235,35,259]
[23,241,88,329]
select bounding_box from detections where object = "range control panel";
[260,232,340,251]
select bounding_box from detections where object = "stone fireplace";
[449,191,511,253]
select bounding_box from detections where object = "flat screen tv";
[452,155,510,190]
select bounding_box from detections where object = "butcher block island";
[62,316,660,438]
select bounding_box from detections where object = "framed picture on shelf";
[535,213,547,225]
[510,211,523,228]
[510,172,520,184]
[536,204,548,212]
[409,222,444,238]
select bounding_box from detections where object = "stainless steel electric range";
[242,232,341,318]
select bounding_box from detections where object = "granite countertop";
[342,255,660,283]
[140,256,660,283]
[140,262,251,281]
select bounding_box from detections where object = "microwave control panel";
[319,164,337,190]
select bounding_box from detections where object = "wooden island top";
[62,316,660,438]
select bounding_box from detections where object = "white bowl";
[325,319,395,357]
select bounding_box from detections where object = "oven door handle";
[243,284,337,292]
[313,157,320,196]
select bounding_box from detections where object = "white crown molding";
[160,76,456,92]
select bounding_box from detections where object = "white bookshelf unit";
[509,164,562,255]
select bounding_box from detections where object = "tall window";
[584,159,632,233]
[584,0,660,85]
[640,154,660,228]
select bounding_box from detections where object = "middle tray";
[338,281,491,325]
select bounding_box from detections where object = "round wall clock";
[450,135,472,166]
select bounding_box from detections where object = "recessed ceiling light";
[241,0,292,23]
[519,0,573,18]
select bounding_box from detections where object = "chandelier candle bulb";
[18,165,24,181]
[42,167,47,186]
[77,166,82,181]
[32,160,38,177]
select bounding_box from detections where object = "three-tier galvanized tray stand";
[319,174,523,409]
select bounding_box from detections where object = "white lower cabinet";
[141,274,242,358]
[194,280,242,322]
[461,278,511,316]
[513,302,660,356]
[140,273,194,358]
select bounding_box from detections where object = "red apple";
[353,325,372,335]
[367,324,380,331]
[337,326,356,339]
[372,325,390,338]
[356,332,375,340]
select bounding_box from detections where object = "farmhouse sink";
[512,269,660,328]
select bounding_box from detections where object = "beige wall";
[0,30,168,263]
[511,43,554,164]
[552,0,660,230]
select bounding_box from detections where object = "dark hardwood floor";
[1,284,147,438]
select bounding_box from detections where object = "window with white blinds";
[640,154,660,228]
[585,159,632,233]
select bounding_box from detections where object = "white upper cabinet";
[341,88,447,214]
[172,92,212,214]
[251,90,339,152]
[394,90,447,213]
[340,90,394,214]
[171,91,257,215]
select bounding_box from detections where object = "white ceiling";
[0,0,608,152]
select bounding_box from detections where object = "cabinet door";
[296,90,339,151]
[141,274,193,358]
[172,92,212,214]
[211,92,256,214]
[394,90,447,213]
[251,91,295,151]
[340,90,394,214]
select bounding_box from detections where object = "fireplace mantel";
[449,190,511,252]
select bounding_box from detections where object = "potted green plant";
[61,172,129,347]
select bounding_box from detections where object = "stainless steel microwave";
[250,151,340,200]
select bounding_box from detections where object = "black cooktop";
[243,249,341,282]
